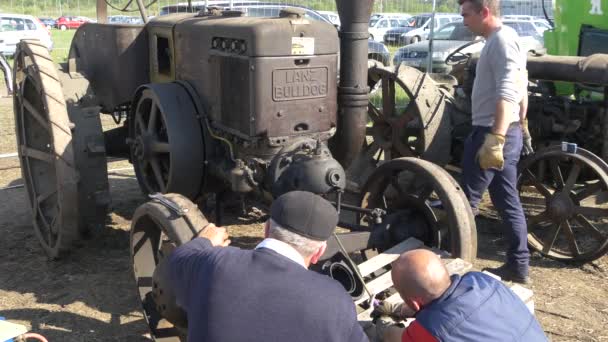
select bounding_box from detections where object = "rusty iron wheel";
[518,146,608,262]
[347,65,452,190]
[131,193,208,341]
[13,40,80,258]
[130,83,205,199]
[359,157,477,262]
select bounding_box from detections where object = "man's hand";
[521,118,533,156]
[198,223,231,247]
[477,133,505,170]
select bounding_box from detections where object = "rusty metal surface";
[526,53,608,85]
[359,157,477,262]
[12,40,80,258]
[68,23,149,112]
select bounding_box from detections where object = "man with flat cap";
[169,190,369,342]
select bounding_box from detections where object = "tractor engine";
[125,8,350,199]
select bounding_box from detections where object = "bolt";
[277,110,284,117]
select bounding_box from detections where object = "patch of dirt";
[0,95,607,341]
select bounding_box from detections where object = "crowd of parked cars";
[1,5,552,79]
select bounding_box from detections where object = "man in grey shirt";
[459,0,531,284]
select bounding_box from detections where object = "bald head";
[391,249,452,306]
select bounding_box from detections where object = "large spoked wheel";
[359,157,477,262]
[518,146,608,262]
[131,193,208,341]
[13,40,80,258]
[130,83,205,199]
[348,65,452,189]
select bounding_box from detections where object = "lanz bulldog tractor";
[12,0,477,339]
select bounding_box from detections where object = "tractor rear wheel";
[13,40,109,258]
[13,40,80,258]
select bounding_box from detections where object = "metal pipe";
[527,53,608,85]
[330,0,374,169]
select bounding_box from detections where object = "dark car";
[38,17,56,29]
[368,39,390,66]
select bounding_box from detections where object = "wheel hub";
[548,192,575,222]
[133,134,153,161]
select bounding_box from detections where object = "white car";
[0,13,53,57]
[368,13,411,42]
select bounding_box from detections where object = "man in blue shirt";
[169,191,368,342]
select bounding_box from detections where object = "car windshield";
[407,15,430,28]
[433,23,475,40]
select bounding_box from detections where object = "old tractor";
[355,0,608,263]
[12,0,477,339]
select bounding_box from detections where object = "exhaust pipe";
[330,0,374,168]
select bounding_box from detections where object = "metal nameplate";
[272,67,328,101]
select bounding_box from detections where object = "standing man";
[169,191,368,342]
[378,249,546,341]
[459,0,531,284]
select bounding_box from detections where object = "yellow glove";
[521,118,533,156]
[477,133,505,170]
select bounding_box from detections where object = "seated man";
[380,249,546,341]
[169,190,368,342]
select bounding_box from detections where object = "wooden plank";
[358,238,424,277]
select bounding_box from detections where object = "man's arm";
[492,99,517,136]
[168,225,230,309]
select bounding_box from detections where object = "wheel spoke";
[136,113,146,132]
[574,205,608,218]
[563,163,581,194]
[550,160,564,189]
[527,211,549,227]
[20,145,54,163]
[574,214,607,242]
[368,103,384,124]
[148,103,159,133]
[36,189,57,205]
[524,169,552,198]
[381,74,395,118]
[574,182,603,202]
[22,97,50,132]
[541,223,561,254]
[562,220,580,257]
[150,158,167,193]
[150,141,170,154]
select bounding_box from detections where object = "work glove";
[476,133,505,170]
[371,301,407,340]
[521,118,533,156]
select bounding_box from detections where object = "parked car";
[55,16,93,30]
[368,13,411,42]
[38,17,56,29]
[108,15,144,24]
[384,13,462,46]
[317,10,340,28]
[393,20,545,73]
[393,21,479,73]
[0,13,53,57]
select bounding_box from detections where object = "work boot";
[482,264,531,285]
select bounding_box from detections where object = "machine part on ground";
[329,0,374,169]
[131,193,204,342]
[129,83,204,198]
[13,40,80,258]
[518,145,608,262]
[347,65,453,189]
[359,157,477,262]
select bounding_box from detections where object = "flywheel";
[130,83,205,199]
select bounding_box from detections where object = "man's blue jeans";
[462,125,530,276]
